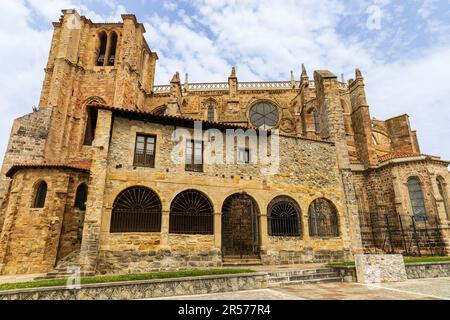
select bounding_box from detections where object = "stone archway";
[221,193,260,259]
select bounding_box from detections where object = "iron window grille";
[185,140,204,172]
[110,187,162,233]
[134,134,156,168]
[268,196,301,237]
[308,198,339,237]
[169,190,214,235]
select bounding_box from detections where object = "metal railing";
[152,80,348,94]
[359,213,446,256]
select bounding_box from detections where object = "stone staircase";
[267,267,343,287]
[35,250,94,280]
[222,257,264,267]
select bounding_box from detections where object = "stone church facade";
[0,10,449,275]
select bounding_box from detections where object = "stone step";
[222,259,263,267]
[271,277,343,287]
[269,272,339,282]
[268,268,335,278]
[269,272,340,284]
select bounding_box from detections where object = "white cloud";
[0,0,449,163]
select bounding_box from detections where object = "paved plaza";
[150,277,450,300]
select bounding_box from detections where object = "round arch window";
[249,102,279,129]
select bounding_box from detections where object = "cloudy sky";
[1,0,449,161]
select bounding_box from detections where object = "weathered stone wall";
[90,115,353,273]
[0,108,53,206]
[406,262,450,279]
[0,169,89,275]
[0,272,268,300]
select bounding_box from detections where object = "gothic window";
[437,177,449,219]
[169,190,214,235]
[268,196,301,237]
[185,140,203,172]
[33,181,48,209]
[97,32,108,66]
[313,109,320,132]
[308,198,339,237]
[74,183,88,211]
[110,187,162,233]
[108,32,118,66]
[207,105,215,122]
[407,177,427,221]
[133,134,156,168]
[249,102,279,129]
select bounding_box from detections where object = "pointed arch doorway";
[221,193,261,259]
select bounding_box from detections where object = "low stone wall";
[261,248,348,265]
[97,249,222,274]
[406,262,450,279]
[0,272,268,300]
[331,261,450,282]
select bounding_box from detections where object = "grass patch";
[403,256,450,264]
[327,261,355,267]
[0,269,255,292]
[328,256,450,268]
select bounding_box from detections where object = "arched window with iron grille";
[169,190,214,235]
[308,198,339,237]
[407,177,427,221]
[268,196,301,237]
[74,183,88,211]
[110,187,162,233]
[33,181,47,209]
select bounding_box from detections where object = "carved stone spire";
[290,70,296,88]
[183,73,189,93]
[355,68,363,79]
[300,63,309,86]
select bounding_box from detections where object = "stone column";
[160,210,170,248]
[259,213,269,251]
[79,109,112,274]
[214,212,222,249]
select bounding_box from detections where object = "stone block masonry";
[0,272,268,300]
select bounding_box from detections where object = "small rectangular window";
[185,140,203,172]
[133,134,156,168]
[83,109,98,146]
[238,148,251,164]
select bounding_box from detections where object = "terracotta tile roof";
[6,161,91,178]
[88,103,334,144]
[89,103,256,131]
[378,152,424,163]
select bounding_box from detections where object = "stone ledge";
[0,272,268,300]
[330,261,450,282]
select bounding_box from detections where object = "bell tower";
[36,9,158,161]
